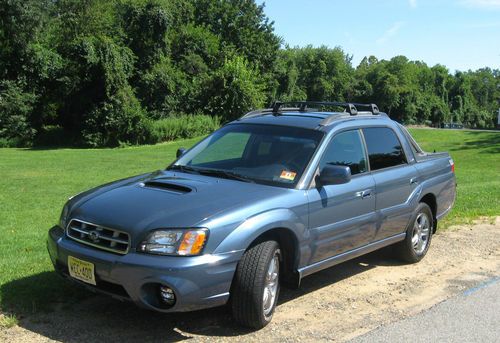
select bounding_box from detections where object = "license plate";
[68,256,96,285]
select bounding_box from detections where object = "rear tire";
[231,240,281,329]
[394,203,434,263]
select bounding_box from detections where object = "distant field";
[409,129,500,224]
[0,129,499,316]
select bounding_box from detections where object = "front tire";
[394,203,434,263]
[231,240,281,329]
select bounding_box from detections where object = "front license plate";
[68,256,96,285]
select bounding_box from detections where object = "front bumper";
[47,226,242,312]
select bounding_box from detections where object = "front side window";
[171,124,324,188]
[319,130,368,175]
[362,127,407,170]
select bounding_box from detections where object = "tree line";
[1,0,499,147]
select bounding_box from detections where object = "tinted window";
[191,132,250,165]
[319,130,367,175]
[362,127,407,170]
[173,124,324,188]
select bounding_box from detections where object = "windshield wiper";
[195,168,255,183]
[168,165,254,183]
[167,164,200,174]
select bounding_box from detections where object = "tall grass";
[148,115,220,143]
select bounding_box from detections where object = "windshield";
[170,124,324,188]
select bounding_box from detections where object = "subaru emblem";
[88,230,100,242]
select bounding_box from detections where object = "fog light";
[159,285,176,306]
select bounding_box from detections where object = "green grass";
[0,129,498,316]
[0,314,18,328]
[0,137,200,315]
[409,129,500,225]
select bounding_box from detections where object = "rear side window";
[362,127,407,171]
[319,130,368,175]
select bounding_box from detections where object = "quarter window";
[319,130,368,175]
[362,127,407,170]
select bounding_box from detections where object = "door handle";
[362,189,373,198]
[356,189,373,199]
[410,177,419,185]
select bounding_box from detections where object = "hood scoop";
[140,181,193,194]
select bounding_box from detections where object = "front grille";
[66,219,130,255]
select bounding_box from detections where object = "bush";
[0,80,37,147]
[82,86,148,147]
[147,114,220,143]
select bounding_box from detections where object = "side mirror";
[176,147,187,158]
[318,165,351,186]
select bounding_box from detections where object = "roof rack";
[271,101,380,115]
[238,101,382,122]
[271,101,357,115]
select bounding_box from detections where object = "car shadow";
[1,248,403,341]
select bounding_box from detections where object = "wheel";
[394,203,434,263]
[231,240,281,329]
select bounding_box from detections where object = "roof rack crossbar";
[239,101,382,121]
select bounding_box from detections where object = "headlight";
[59,203,70,229]
[138,229,208,256]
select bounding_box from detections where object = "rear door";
[362,127,419,240]
[307,129,377,263]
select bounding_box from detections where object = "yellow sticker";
[280,170,297,181]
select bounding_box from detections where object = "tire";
[394,203,434,263]
[231,240,281,329]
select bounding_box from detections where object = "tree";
[1,0,499,147]
[191,0,281,74]
[201,56,265,121]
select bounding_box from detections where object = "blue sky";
[260,0,500,72]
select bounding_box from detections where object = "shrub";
[0,80,37,147]
[82,86,148,147]
[148,114,220,143]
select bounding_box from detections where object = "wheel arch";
[246,227,301,288]
[419,193,437,233]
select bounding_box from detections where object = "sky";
[260,0,500,72]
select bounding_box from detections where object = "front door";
[307,129,377,264]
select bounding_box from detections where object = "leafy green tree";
[136,55,188,118]
[201,55,265,120]
[191,0,281,73]
[121,1,172,70]
[58,34,149,146]
[273,46,354,103]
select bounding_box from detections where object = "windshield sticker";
[280,170,297,181]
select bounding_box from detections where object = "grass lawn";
[0,129,499,317]
[409,129,500,224]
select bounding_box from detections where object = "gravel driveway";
[1,217,499,342]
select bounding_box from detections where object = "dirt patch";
[1,218,499,342]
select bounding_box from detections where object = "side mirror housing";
[318,165,351,186]
[176,147,187,158]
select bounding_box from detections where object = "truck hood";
[69,170,287,242]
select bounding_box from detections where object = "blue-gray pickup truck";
[47,101,456,328]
